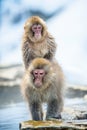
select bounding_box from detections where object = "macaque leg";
[46,99,62,120]
[29,101,43,121]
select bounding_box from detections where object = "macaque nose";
[33,69,45,77]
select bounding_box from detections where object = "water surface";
[0,102,29,130]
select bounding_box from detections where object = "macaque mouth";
[32,69,45,88]
[34,78,43,88]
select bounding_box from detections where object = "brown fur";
[21,58,64,120]
[22,16,57,69]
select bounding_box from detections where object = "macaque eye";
[38,26,42,30]
[32,25,37,30]
[40,72,43,75]
[33,27,37,30]
[35,72,38,75]
[38,25,42,30]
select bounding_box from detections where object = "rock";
[76,112,87,120]
[66,86,87,98]
[19,120,87,130]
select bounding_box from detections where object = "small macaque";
[21,58,64,120]
[22,16,57,69]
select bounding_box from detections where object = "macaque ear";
[24,22,29,30]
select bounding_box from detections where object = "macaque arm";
[29,101,43,121]
[44,34,57,60]
[22,42,35,69]
[46,98,62,119]
[46,81,63,120]
[44,51,53,60]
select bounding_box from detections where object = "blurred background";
[0,0,87,130]
[0,0,87,85]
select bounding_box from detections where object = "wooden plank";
[19,120,87,130]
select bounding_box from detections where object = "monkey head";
[24,16,47,42]
[27,58,54,89]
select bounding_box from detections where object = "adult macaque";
[22,16,57,69]
[21,58,64,120]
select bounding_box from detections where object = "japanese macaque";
[21,58,64,120]
[22,16,57,69]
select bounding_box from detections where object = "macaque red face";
[32,24,42,39]
[32,69,45,88]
